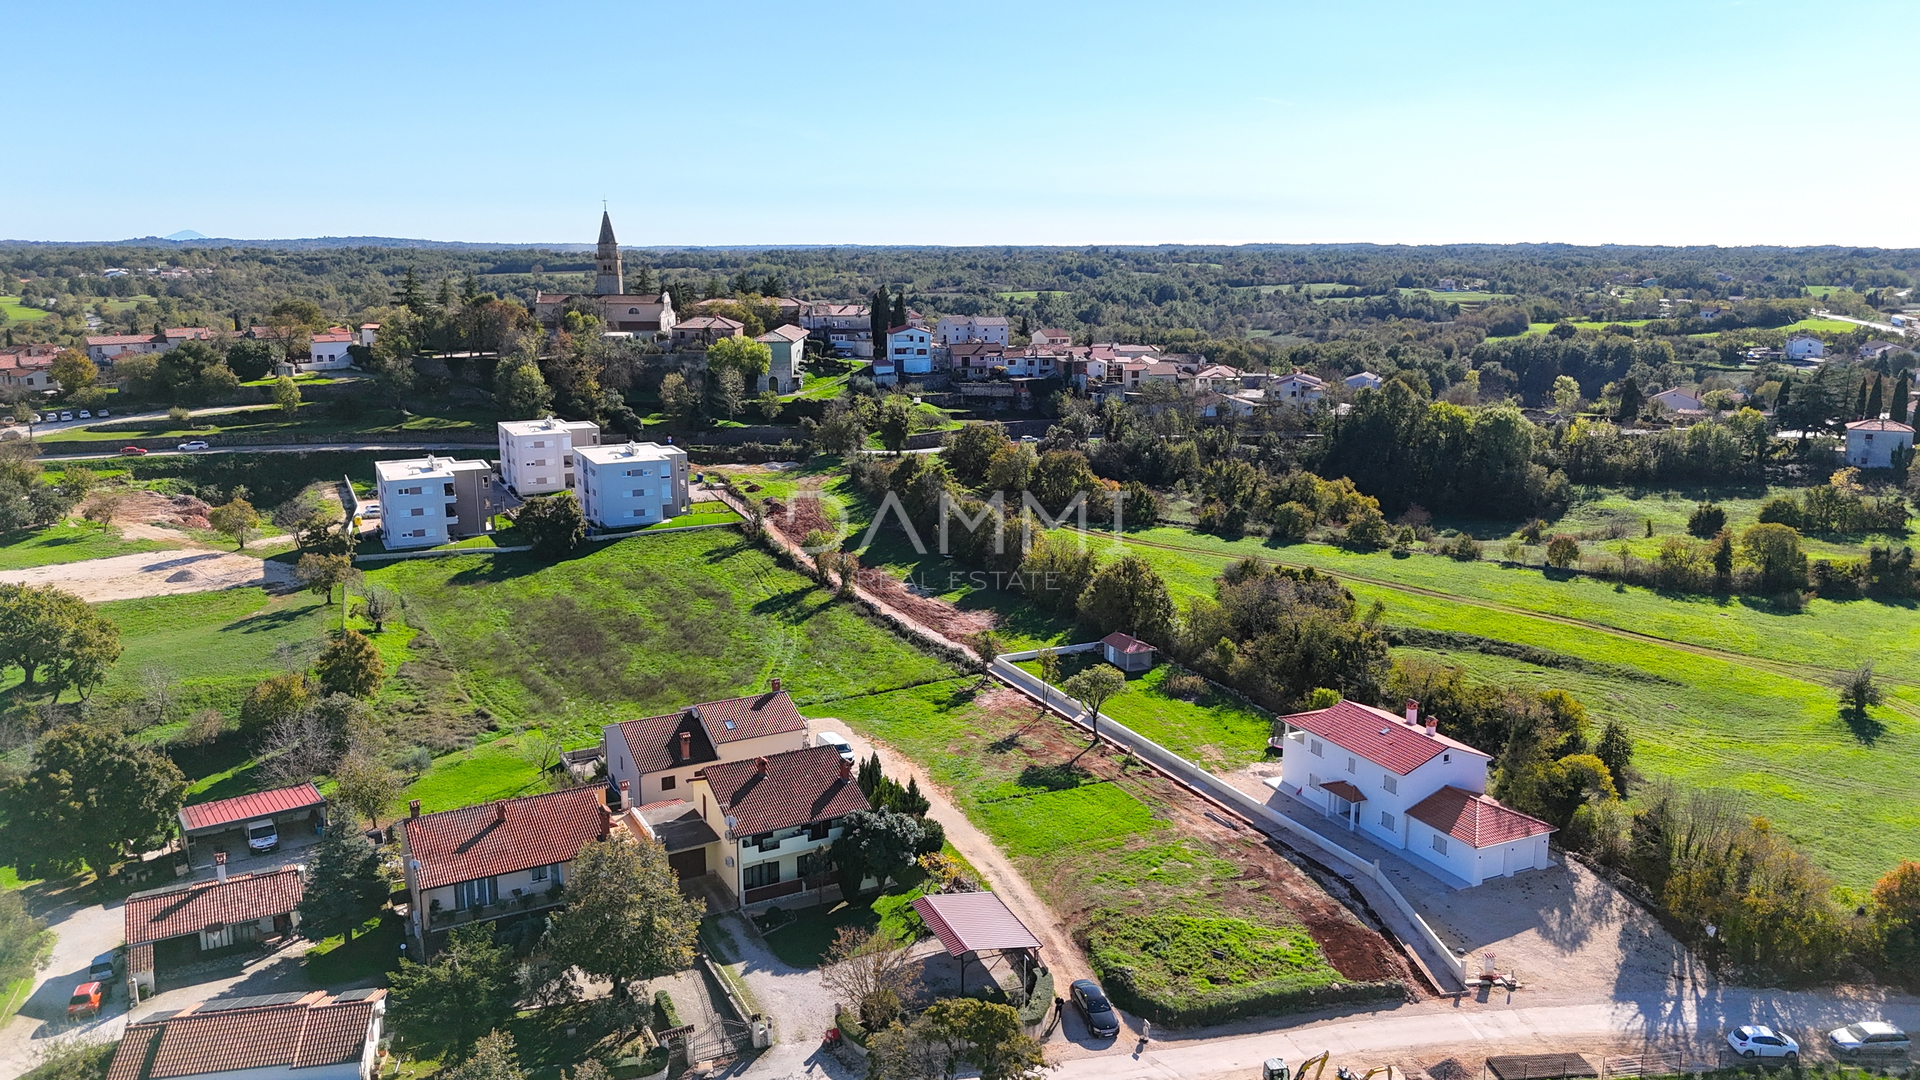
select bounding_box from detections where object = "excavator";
[1263,1053,1402,1080]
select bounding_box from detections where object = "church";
[532,212,678,335]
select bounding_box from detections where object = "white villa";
[497,417,602,496]
[1273,371,1325,406]
[575,440,689,528]
[935,314,1011,347]
[1845,418,1914,469]
[1276,698,1553,887]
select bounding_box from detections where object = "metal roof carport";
[910,892,1043,995]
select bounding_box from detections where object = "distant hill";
[164,230,208,240]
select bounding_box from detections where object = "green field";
[0,522,177,570]
[36,401,499,449]
[1017,655,1273,770]
[0,295,51,323]
[1775,316,1862,335]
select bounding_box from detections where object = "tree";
[390,925,519,1053]
[968,628,1003,684]
[359,585,399,632]
[540,837,704,1000]
[1741,522,1807,593]
[1873,860,1920,971]
[209,496,261,550]
[715,367,746,420]
[494,350,552,420]
[707,335,772,383]
[227,338,278,381]
[296,820,388,942]
[1837,663,1884,720]
[295,553,354,605]
[755,389,783,422]
[868,998,1047,1080]
[1545,535,1581,568]
[659,371,698,422]
[822,925,919,1031]
[241,671,312,735]
[1075,555,1174,641]
[829,809,927,899]
[0,583,122,699]
[1595,718,1635,794]
[878,397,914,453]
[1551,374,1580,414]
[396,267,428,315]
[1617,377,1642,424]
[0,891,49,995]
[869,286,891,352]
[517,491,585,556]
[943,422,1009,487]
[0,723,186,877]
[442,1032,526,1080]
[49,349,97,396]
[315,629,385,698]
[333,750,403,826]
[1062,664,1128,747]
[271,375,302,416]
[1686,502,1726,539]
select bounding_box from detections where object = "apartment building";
[497,418,602,496]
[575,440,689,528]
[374,456,498,550]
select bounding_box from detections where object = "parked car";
[120,446,148,455]
[1069,978,1120,1038]
[67,981,103,1019]
[58,411,73,421]
[177,440,210,451]
[815,731,855,764]
[77,410,91,419]
[246,818,279,853]
[88,952,117,984]
[97,409,109,418]
[1728,1026,1799,1060]
[1829,1022,1910,1058]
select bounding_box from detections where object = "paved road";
[35,442,488,463]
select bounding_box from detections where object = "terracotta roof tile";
[402,787,608,891]
[702,745,869,836]
[1100,631,1154,654]
[1318,779,1365,802]
[178,782,324,833]
[86,334,158,346]
[1407,786,1554,847]
[107,992,383,1080]
[123,868,305,945]
[612,692,805,778]
[1279,699,1488,776]
[756,324,810,343]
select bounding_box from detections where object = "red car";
[67,981,102,1019]
[120,446,148,455]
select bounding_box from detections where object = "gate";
[679,1017,755,1064]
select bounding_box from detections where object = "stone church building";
[533,212,678,335]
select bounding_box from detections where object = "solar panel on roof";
[135,1009,182,1024]
[199,992,307,1012]
[332,987,379,1001]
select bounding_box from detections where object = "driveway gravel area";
[0,548,294,602]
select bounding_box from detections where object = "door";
[668,848,707,879]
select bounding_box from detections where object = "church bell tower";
[594,210,623,296]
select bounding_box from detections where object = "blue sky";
[5,0,1915,246]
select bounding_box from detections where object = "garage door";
[667,849,707,879]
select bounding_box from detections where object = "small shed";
[177,782,327,870]
[911,891,1043,994]
[1100,631,1156,673]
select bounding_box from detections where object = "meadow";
[0,521,177,570]
[0,295,50,322]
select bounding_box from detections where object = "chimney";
[755,756,769,776]
[1405,699,1420,726]
[409,799,421,819]
[679,731,692,762]
[495,802,508,823]
[839,757,853,781]
[1425,717,1439,738]
[214,851,228,883]
[770,676,782,693]
[619,780,632,811]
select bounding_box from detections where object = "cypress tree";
[1867,376,1885,421]
[868,286,890,347]
[1893,371,1911,424]
[1856,378,1870,420]
[890,292,907,328]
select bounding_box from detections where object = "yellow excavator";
[1263,1055,1401,1080]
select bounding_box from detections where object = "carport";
[177,782,327,870]
[911,892,1043,995]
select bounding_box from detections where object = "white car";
[1728,1026,1799,1060]
[178,440,210,451]
[78,410,91,419]
[245,819,279,853]
[815,731,855,764]
[1829,1022,1910,1058]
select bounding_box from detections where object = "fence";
[992,646,1467,988]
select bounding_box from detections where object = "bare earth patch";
[0,549,295,602]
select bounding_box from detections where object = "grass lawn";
[789,373,850,401]
[0,295,51,322]
[302,913,404,986]
[1015,656,1273,770]
[0,521,177,570]
[35,401,500,451]
[1775,316,1863,335]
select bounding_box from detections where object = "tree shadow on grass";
[750,585,814,618]
[1841,707,1887,745]
[228,605,318,634]
[1018,762,1092,791]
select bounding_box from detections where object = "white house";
[684,745,874,908]
[575,440,690,528]
[757,324,811,393]
[1273,371,1325,406]
[497,417,601,496]
[1845,419,1915,469]
[1649,387,1704,414]
[886,325,933,377]
[935,315,1011,347]
[400,787,609,943]
[374,456,498,550]
[0,344,60,392]
[602,686,809,810]
[307,328,354,369]
[357,323,380,348]
[1785,334,1827,361]
[1031,327,1072,347]
[1275,698,1553,888]
[800,303,873,358]
[1345,371,1384,391]
[105,989,387,1080]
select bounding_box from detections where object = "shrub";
[1757,495,1804,529]
[1266,501,1314,542]
[1163,673,1208,700]
[1519,518,1546,544]
[1448,535,1483,561]
[1545,535,1581,567]
[1688,502,1726,538]
[651,989,680,1033]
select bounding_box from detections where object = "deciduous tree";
[0,723,187,877]
[210,496,261,550]
[1075,555,1174,641]
[540,837,703,1001]
[822,925,919,1031]
[1062,664,1128,747]
[516,491,585,556]
[333,749,403,826]
[271,375,302,416]
[315,629,385,698]
[295,552,354,605]
[241,672,312,735]
[867,998,1047,1080]
[0,583,122,699]
[390,925,519,1053]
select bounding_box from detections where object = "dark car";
[1070,978,1120,1038]
[87,952,116,984]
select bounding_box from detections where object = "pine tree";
[631,264,655,293]
[297,821,388,942]
[437,276,457,310]
[397,267,427,315]
[1616,377,1642,423]
[462,272,480,305]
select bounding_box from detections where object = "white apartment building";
[934,314,1011,347]
[375,456,498,550]
[575,440,690,528]
[886,325,933,377]
[497,418,601,496]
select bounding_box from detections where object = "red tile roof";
[701,745,869,836]
[675,316,744,331]
[1100,631,1154,655]
[1318,779,1365,802]
[612,691,805,777]
[124,867,305,945]
[1846,419,1914,433]
[1407,786,1554,848]
[756,324,810,343]
[309,332,352,344]
[178,782,325,833]
[402,786,608,891]
[106,991,385,1080]
[86,334,158,346]
[1279,699,1488,776]
[911,891,1041,957]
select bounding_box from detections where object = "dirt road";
[0,549,295,602]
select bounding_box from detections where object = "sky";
[5,0,1917,248]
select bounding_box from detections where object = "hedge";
[1017,970,1054,1027]
[651,989,680,1032]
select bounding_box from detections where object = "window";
[807,820,830,841]
[1381,775,1398,794]
[1431,834,1448,856]
[1379,811,1396,830]
[454,876,497,910]
[410,507,424,516]
[1346,756,1356,774]
[1309,739,1323,757]
[631,489,647,498]
[529,863,549,882]
[1443,753,1451,763]
[742,861,780,889]
[661,775,677,791]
